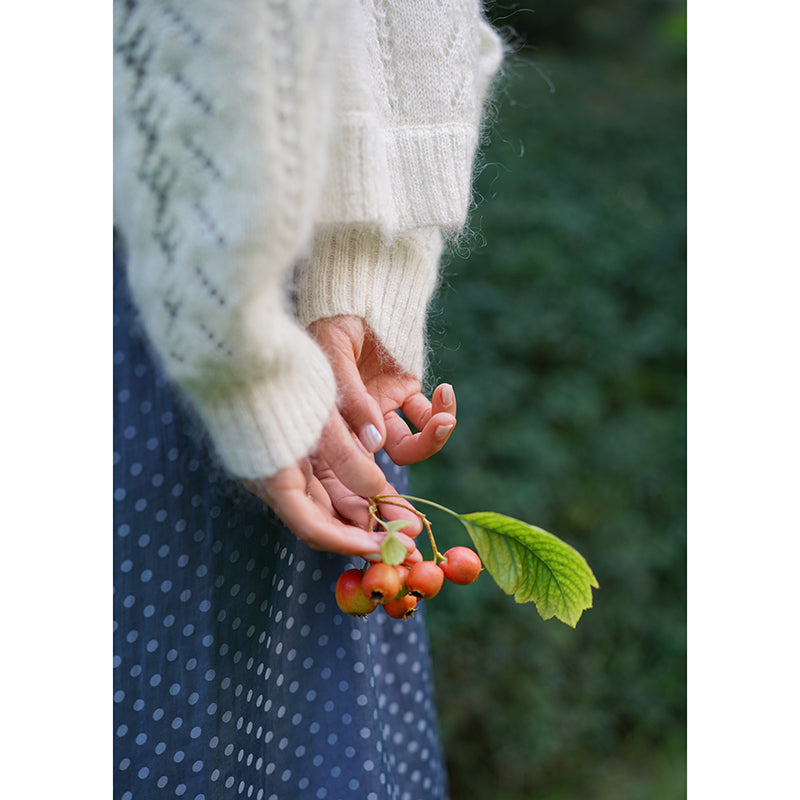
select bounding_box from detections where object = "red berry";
[392,565,410,599]
[382,594,418,620]
[335,568,378,617]
[361,562,403,603]
[440,546,482,585]
[405,561,445,599]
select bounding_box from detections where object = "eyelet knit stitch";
[114,0,503,478]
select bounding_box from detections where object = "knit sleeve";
[294,0,504,382]
[113,0,342,478]
[295,227,443,380]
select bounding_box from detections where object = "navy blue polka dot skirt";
[113,234,450,800]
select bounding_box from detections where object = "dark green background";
[412,2,686,798]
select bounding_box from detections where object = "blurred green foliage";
[412,7,686,799]
[487,0,686,61]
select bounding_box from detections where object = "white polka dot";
[113,360,447,796]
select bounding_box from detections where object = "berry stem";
[421,515,447,564]
[368,503,382,533]
[371,494,450,563]
[374,493,462,520]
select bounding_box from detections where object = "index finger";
[273,485,387,559]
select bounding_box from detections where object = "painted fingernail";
[360,423,383,452]
[440,384,454,406]
[435,423,455,440]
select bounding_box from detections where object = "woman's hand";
[245,314,455,561]
[244,409,423,563]
[309,316,457,465]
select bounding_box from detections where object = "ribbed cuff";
[386,126,478,231]
[315,122,479,233]
[295,226,443,379]
[186,328,337,479]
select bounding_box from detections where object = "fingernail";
[360,423,383,452]
[441,384,454,406]
[435,423,455,440]
[364,551,383,562]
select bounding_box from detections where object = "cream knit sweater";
[114,0,503,479]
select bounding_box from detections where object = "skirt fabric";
[113,235,449,800]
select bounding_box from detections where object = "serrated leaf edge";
[458,512,599,627]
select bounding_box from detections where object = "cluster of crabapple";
[335,546,483,620]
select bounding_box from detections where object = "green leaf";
[383,519,413,534]
[379,523,411,566]
[457,512,599,627]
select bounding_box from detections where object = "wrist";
[295,226,442,380]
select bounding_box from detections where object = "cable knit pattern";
[315,0,503,232]
[114,0,503,478]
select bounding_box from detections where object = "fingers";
[333,352,387,453]
[384,411,455,465]
[246,465,420,562]
[248,467,382,556]
[314,410,386,499]
[397,382,456,429]
[374,487,423,538]
[312,465,422,541]
[312,462,374,530]
[382,383,457,465]
[310,317,386,453]
[310,317,458,470]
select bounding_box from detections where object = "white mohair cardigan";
[114,0,503,479]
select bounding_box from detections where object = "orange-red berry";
[382,594,418,620]
[335,568,378,617]
[361,562,403,603]
[405,561,445,599]
[392,565,410,599]
[440,546,482,585]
